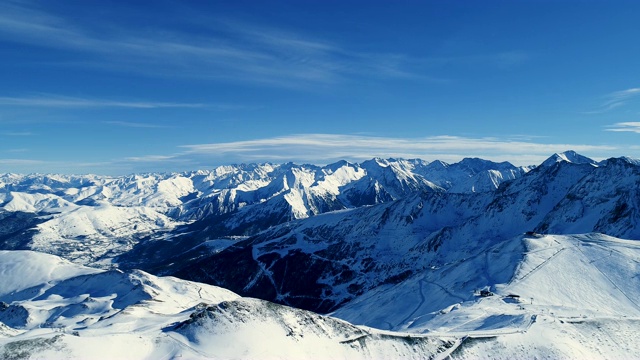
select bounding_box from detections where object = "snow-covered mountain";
[170,153,640,314]
[539,149,599,167]
[415,157,529,193]
[3,151,640,358]
[0,157,528,266]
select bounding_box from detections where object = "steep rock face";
[536,157,640,238]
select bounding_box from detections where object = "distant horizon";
[2,2,640,174]
[1,149,633,177]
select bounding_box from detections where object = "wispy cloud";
[0,158,119,175]
[421,51,530,69]
[606,122,640,133]
[0,2,422,87]
[104,121,171,129]
[0,2,525,87]
[0,95,205,109]
[2,131,35,136]
[6,148,29,153]
[137,133,616,167]
[585,88,640,114]
[125,155,178,162]
[0,158,44,166]
[0,134,622,175]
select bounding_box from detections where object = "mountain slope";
[334,233,640,330]
[2,236,639,359]
[172,157,640,315]
[2,152,640,358]
[0,250,458,359]
[540,150,598,167]
[422,233,640,359]
[2,157,524,268]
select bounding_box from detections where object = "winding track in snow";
[397,279,427,328]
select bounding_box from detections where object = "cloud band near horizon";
[0,134,625,174]
[167,133,617,167]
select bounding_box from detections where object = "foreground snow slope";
[2,233,640,359]
[335,233,640,359]
[0,250,457,359]
[14,232,633,360]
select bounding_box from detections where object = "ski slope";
[333,233,640,358]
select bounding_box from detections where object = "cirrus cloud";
[172,133,617,167]
[585,88,640,114]
[0,95,206,109]
[0,134,624,175]
[606,122,640,133]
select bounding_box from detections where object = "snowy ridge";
[0,157,527,217]
[320,232,640,359]
[416,157,529,193]
[2,151,640,358]
[540,150,598,167]
[0,157,529,266]
[0,251,457,359]
[436,233,640,358]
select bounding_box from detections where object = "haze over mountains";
[2,151,640,358]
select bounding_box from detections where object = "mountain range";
[1,151,640,358]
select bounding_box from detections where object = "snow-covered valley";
[2,151,640,358]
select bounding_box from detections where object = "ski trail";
[397,278,467,329]
[574,243,640,312]
[512,247,565,283]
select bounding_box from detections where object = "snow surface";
[30,203,181,266]
[540,150,598,167]
[0,251,457,359]
[333,233,640,358]
[0,251,101,297]
[2,153,640,358]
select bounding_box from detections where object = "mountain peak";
[424,160,449,170]
[361,157,390,168]
[600,156,640,167]
[540,150,596,167]
[457,157,516,173]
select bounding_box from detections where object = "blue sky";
[1,0,640,174]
